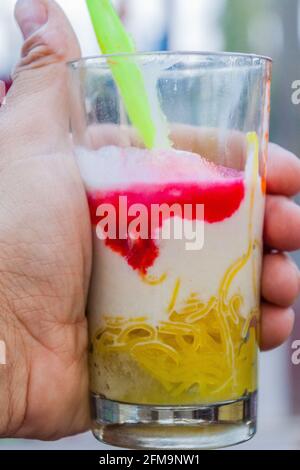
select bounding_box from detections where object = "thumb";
[1,0,81,161]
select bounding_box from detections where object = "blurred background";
[0,0,299,450]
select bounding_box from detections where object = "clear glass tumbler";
[68,52,272,450]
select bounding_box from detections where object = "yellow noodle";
[118,323,156,343]
[167,278,181,313]
[186,296,217,323]
[141,272,167,285]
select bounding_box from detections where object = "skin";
[0,0,299,440]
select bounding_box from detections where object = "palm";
[0,151,91,438]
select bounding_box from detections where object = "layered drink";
[77,133,264,407]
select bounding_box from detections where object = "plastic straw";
[86,0,157,148]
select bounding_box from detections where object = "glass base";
[91,392,257,450]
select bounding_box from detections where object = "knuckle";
[14,28,68,74]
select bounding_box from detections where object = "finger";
[264,195,300,251]
[171,127,300,195]
[260,303,295,351]
[170,124,246,169]
[262,253,300,307]
[267,143,300,196]
[170,127,300,195]
[0,0,81,166]
[83,124,300,198]
[87,124,141,149]
[85,123,247,170]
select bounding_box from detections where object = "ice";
[75,145,242,191]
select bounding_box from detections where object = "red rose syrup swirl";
[87,176,245,275]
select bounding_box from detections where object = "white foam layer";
[76,145,242,191]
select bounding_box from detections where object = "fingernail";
[15,0,48,40]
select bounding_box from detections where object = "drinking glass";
[68,52,272,449]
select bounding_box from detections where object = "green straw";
[86,0,157,149]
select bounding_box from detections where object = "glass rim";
[67,50,272,69]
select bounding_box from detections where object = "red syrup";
[87,178,245,275]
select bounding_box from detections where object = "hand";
[0,0,299,441]
[0,0,91,439]
[260,143,300,350]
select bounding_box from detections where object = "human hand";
[0,0,91,439]
[0,0,299,441]
[260,143,300,350]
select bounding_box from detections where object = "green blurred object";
[221,0,264,53]
[220,0,300,156]
[86,0,157,148]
